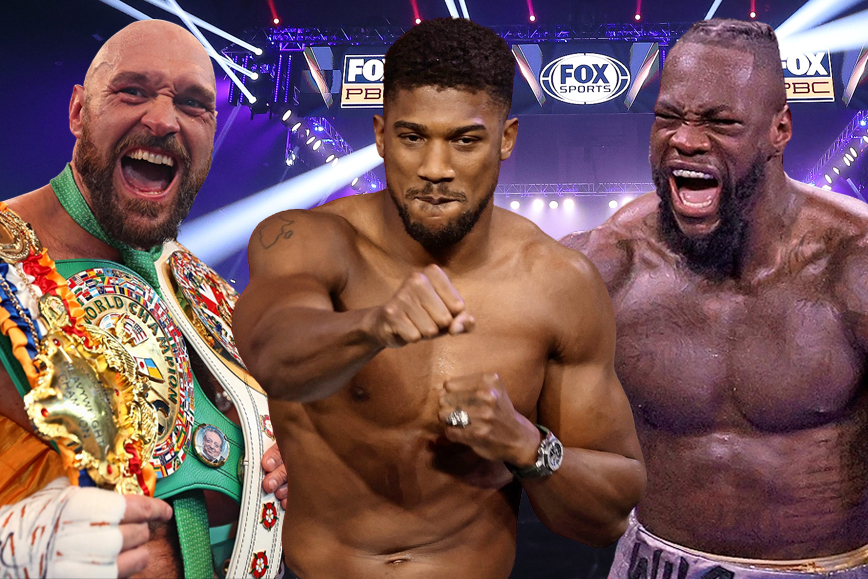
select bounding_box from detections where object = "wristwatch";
[506,425,564,479]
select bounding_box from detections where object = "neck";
[738,165,799,280]
[380,191,495,272]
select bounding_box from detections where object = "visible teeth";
[672,169,714,180]
[682,198,714,209]
[124,148,174,167]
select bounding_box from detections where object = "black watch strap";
[505,424,562,479]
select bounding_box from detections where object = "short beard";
[73,120,210,249]
[654,158,765,280]
[389,182,493,252]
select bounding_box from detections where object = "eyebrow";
[655,101,735,117]
[109,71,154,87]
[392,120,487,138]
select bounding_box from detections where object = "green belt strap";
[173,490,214,579]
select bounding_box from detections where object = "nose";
[141,95,180,137]
[669,122,711,156]
[418,141,455,184]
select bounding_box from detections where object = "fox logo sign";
[540,53,631,105]
[341,55,385,108]
[780,50,834,102]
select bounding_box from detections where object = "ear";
[769,105,792,158]
[373,114,386,159]
[69,85,85,139]
[500,117,519,161]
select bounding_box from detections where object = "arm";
[233,210,472,403]
[523,253,645,546]
[436,251,644,547]
[832,233,868,353]
[233,210,378,402]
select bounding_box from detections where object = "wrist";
[507,417,543,469]
[505,424,565,479]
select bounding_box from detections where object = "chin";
[673,214,722,239]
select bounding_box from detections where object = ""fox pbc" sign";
[781,50,834,103]
[341,55,385,108]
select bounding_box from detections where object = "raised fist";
[370,264,475,348]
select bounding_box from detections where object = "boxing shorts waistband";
[610,511,868,578]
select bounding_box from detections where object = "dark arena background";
[3,1,868,577]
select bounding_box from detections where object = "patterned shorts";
[609,513,868,579]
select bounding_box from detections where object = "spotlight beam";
[778,8,868,56]
[776,0,865,39]
[179,144,384,265]
[139,0,262,54]
[162,0,258,103]
[704,0,724,20]
[443,0,460,18]
[457,0,471,19]
[94,0,151,21]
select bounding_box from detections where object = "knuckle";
[409,272,428,288]
[420,325,439,338]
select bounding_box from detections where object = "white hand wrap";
[0,477,126,579]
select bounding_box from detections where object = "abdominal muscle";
[273,398,521,579]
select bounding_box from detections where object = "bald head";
[84,20,214,92]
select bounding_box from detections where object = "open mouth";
[669,168,721,218]
[120,148,178,194]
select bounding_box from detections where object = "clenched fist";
[369,264,475,347]
[438,373,541,467]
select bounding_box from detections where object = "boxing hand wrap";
[0,477,126,578]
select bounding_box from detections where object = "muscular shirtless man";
[0,20,282,577]
[562,19,868,578]
[234,18,645,579]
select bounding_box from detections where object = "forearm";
[523,447,645,547]
[243,306,384,402]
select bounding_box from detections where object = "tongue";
[122,158,172,192]
[678,177,718,204]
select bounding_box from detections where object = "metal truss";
[307,117,354,156]
[262,23,691,51]
[494,183,654,195]
[804,110,868,185]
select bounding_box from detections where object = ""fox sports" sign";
[540,53,631,105]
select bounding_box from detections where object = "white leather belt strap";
[155,241,283,579]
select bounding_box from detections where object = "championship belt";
[53,246,281,579]
[0,204,156,495]
[155,240,282,579]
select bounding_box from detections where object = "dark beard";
[654,159,765,280]
[73,122,210,249]
[389,182,493,252]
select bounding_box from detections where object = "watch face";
[545,437,564,472]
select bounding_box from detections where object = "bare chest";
[326,260,551,427]
[612,269,864,433]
